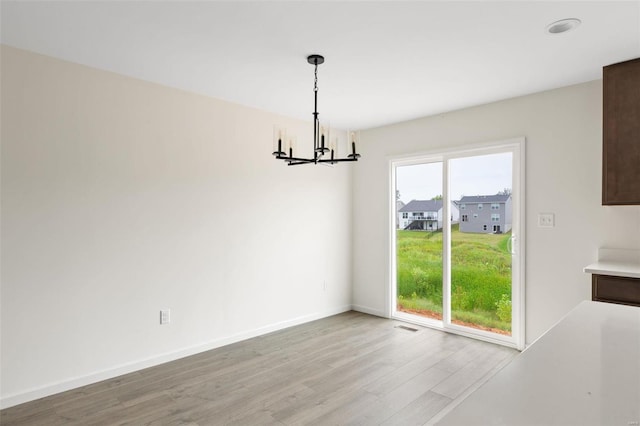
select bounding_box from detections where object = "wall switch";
[160,309,171,325]
[538,213,555,228]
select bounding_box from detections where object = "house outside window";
[458,194,511,234]
[398,199,459,232]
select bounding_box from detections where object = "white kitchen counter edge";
[583,247,640,278]
[583,260,640,279]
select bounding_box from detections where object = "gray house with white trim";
[458,194,512,233]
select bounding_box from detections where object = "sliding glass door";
[391,140,524,349]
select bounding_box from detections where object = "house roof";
[459,194,511,204]
[399,200,443,213]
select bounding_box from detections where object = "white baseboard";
[0,304,352,409]
[351,304,388,318]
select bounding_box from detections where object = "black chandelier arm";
[287,161,314,166]
[276,155,360,166]
[274,154,359,165]
[317,157,359,163]
[275,142,360,163]
[274,154,316,163]
[288,158,356,166]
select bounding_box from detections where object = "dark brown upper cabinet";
[602,57,640,205]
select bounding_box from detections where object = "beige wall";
[352,80,640,344]
[0,45,353,407]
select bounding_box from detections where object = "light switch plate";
[538,213,555,228]
[160,309,171,325]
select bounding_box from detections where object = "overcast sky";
[396,152,512,203]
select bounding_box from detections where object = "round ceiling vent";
[546,18,581,35]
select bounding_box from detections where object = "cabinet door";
[602,57,640,205]
[592,274,640,307]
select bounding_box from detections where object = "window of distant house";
[491,203,500,210]
[473,213,478,218]
[462,214,468,222]
[478,204,483,210]
[460,204,466,210]
[491,213,500,222]
[483,225,487,231]
[402,212,408,218]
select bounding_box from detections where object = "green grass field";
[397,224,512,333]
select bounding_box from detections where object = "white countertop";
[436,301,640,426]
[584,248,640,279]
[583,260,640,279]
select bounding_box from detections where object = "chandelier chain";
[314,64,318,92]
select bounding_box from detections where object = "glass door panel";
[395,162,443,321]
[449,153,513,336]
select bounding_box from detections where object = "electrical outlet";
[160,309,171,325]
[538,213,555,228]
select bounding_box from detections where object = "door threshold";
[393,311,519,350]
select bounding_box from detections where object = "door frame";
[389,137,526,350]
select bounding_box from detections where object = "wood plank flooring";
[1,311,517,425]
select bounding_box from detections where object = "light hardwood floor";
[1,311,517,425]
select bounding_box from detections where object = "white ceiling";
[1,1,639,130]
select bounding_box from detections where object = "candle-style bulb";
[273,126,284,155]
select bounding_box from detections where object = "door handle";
[507,235,516,255]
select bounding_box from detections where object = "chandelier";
[272,55,361,166]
